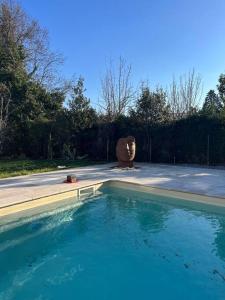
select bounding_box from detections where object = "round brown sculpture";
[116,136,136,168]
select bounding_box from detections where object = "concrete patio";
[1,163,225,208]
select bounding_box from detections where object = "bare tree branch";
[0,0,63,87]
[100,57,134,121]
[168,69,202,120]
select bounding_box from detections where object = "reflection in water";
[105,188,170,233]
[214,218,225,263]
[134,199,169,233]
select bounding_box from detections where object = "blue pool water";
[0,187,225,300]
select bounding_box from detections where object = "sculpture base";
[118,161,134,168]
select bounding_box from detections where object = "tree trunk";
[47,131,53,160]
[106,138,109,161]
[207,135,210,166]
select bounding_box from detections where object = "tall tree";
[131,85,169,124]
[66,78,97,158]
[217,74,225,105]
[130,85,169,161]
[100,57,134,121]
[0,0,65,156]
[201,90,222,116]
[0,83,11,152]
[168,69,202,119]
[0,0,63,86]
[68,78,97,132]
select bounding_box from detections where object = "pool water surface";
[0,187,225,299]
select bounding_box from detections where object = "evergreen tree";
[217,74,225,104]
[0,0,65,157]
[68,77,97,132]
[201,90,222,116]
[130,86,169,161]
[131,86,169,124]
[66,78,97,157]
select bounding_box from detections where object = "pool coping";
[1,179,225,219]
[0,182,104,217]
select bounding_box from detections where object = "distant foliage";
[68,78,97,132]
[1,1,225,165]
[201,90,223,116]
[131,86,169,124]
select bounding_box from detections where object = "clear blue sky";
[20,0,225,105]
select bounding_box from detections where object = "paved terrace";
[0,163,225,208]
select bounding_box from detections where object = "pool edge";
[0,182,104,218]
[1,180,225,218]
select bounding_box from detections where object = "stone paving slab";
[0,162,225,208]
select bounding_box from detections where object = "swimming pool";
[0,184,225,299]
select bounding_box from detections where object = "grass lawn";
[0,159,105,179]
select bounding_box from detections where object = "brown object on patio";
[116,136,136,168]
[65,175,77,183]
